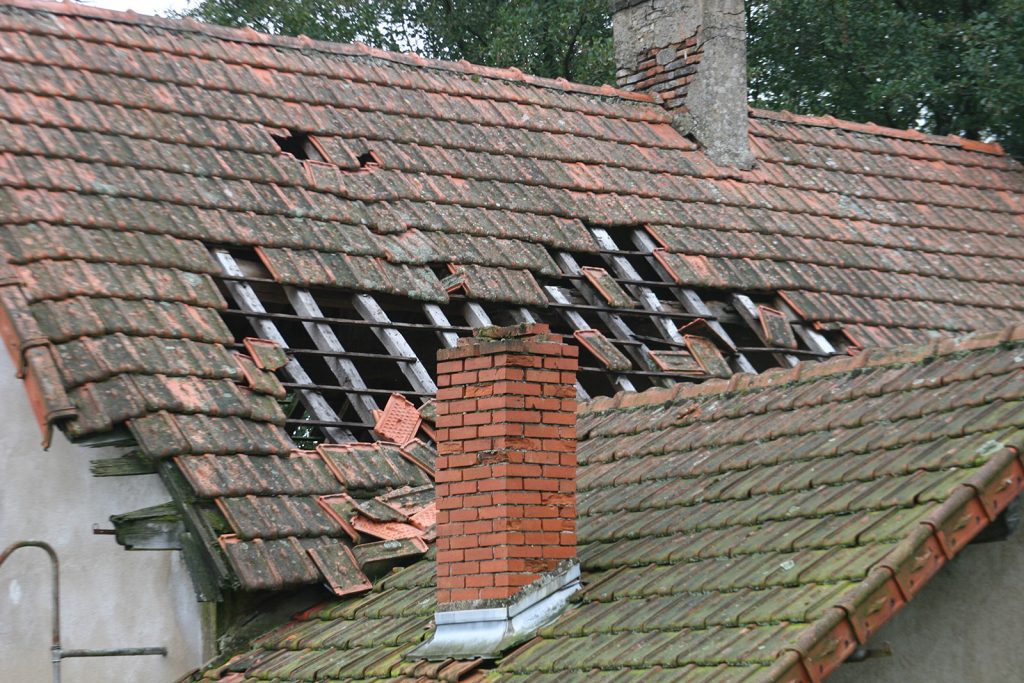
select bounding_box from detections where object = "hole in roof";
[271,130,313,160]
[203,221,851,444]
[208,247,470,446]
[357,150,381,168]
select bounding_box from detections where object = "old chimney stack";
[414,323,580,659]
[611,0,754,168]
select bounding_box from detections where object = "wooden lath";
[284,286,380,425]
[590,226,687,346]
[544,284,635,393]
[213,249,355,443]
[630,229,759,373]
[552,251,667,382]
[731,294,800,368]
[352,294,437,396]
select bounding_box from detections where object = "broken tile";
[315,494,361,542]
[758,305,799,349]
[234,353,286,398]
[350,516,424,541]
[352,538,428,578]
[580,266,636,308]
[307,544,373,598]
[374,393,422,446]
[648,349,704,375]
[574,329,632,371]
[678,318,736,351]
[377,485,435,516]
[399,440,436,477]
[684,335,732,379]
[243,337,290,371]
[318,443,433,493]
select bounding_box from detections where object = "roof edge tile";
[749,107,1009,156]
[774,445,1024,682]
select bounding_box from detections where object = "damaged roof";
[0,1,1021,367]
[0,0,1022,678]
[196,326,1024,682]
[0,0,1019,428]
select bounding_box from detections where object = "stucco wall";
[830,516,1024,683]
[0,350,205,682]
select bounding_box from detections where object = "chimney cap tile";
[471,323,551,340]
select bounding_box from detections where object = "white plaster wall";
[830,519,1024,683]
[0,350,205,682]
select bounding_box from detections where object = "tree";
[412,1,613,84]
[177,0,406,47]
[746,0,1024,156]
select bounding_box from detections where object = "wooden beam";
[630,231,758,374]
[462,301,493,329]
[90,451,156,477]
[213,249,353,442]
[157,461,231,600]
[422,304,461,348]
[218,307,467,333]
[590,227,685,344]
[284,286,380,425]
[179,530,222,602]
[353,293,437,395]
[512,308,539,324]
[109,502,184,551]
[554,251,667,385]
[543,287,589,329]
[545,285,635,393]
[777,299,838,355]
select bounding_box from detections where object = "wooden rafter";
[630,230,758,374]
[553,251,666,386]
[545,284,635,393]
[284,286,380,425]
[590,227,686,345]
[352,294,437,396]
[213,249,354,443]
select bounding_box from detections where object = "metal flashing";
[410,560,581,660]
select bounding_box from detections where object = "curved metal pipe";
[0,541,61,683]
[1,540,166,683]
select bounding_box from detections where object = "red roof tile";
[373,393,423,446]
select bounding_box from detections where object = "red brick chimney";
[433,323,578,605]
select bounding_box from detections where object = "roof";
[0,0,1022,677]
[196,326,1024,682]
[0,0,1021,351]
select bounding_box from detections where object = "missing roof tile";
[209,221,849,448]
[211,248,449,446]
[270,129,329,162]
[356,150,381,169]
[271,130,313,160]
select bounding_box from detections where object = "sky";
[77,0,192,17]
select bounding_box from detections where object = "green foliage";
[747,0,1024,156]
[180,0,403,47]
[413,0,614,84]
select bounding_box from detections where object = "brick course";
[434,323,578,604]
[615,30,702,110]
